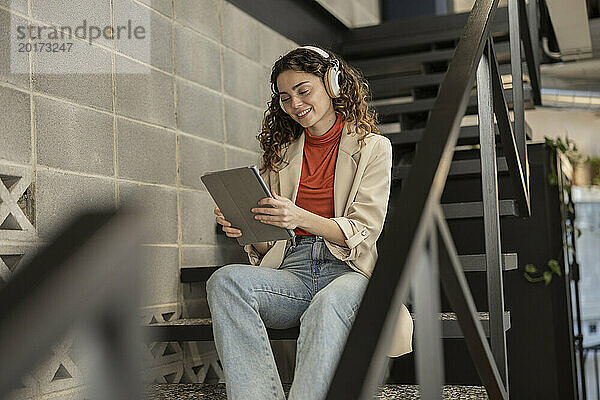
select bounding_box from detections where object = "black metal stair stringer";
[435,206,508,399]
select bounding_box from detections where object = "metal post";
[411,225,443,399]
[566,188,584,400]
[557,158,584,400]
[508,0,529,197]
[477,40,509,389]
[518,0,541,105]
[526,0,540,73]
[595,349,600,400]
[573,270,586,400]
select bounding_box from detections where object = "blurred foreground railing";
[0,209,143,400]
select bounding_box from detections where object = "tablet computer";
[201,165,295,246]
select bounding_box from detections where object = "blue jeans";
[206,235,369,400]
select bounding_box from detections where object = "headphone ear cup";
[279,96,285,111]
[324,67,341,98]
[323,68,332,98]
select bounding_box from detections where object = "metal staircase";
[145,0,541,398]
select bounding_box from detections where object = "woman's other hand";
[251,192,306,230]
[214,206,242,238]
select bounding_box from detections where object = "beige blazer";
[243,122,413,358]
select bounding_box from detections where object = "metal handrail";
[0,210,143,400]
[326,0,540,398]
[489,40,530,217]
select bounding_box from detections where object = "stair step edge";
[442,200,518,219]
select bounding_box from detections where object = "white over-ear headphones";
[278,46,342,111]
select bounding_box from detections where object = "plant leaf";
[548,259,561,276]
[525,264,537,274]
[543,271,553,285]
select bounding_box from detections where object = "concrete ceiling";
[541,58,600,92]
[539,18,600,108]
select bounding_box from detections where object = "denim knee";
[303,288,356,325]
[206,265,239,307]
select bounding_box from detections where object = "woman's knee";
[206,264,248,304]
[303,273,368,323]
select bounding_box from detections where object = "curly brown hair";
[257,47,380,172]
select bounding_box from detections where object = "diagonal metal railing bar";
[326,0,503,398]
[0,210,143,400]
[518,0,542,105]
[508,0,528,201]
[477,39,510,388]
[434,206,508,400]
[489,40,531,217]
[526,0,540,90]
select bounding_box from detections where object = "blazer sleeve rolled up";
[328,137,392,262]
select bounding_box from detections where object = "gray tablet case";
[201,165,295,246]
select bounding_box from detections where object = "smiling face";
[276,70,337,136]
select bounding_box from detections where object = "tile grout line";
[2,159,246,195]
[0,77,265,123]
[110,0,119,206]
[0,66,265,116]
[171,0,184,276]
[29,163,212,194]
[218,0,228,168]
[0,240,186,247]
[26,0,37,233]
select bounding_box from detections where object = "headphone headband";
[299,46,339,68]
[299,46,330,60]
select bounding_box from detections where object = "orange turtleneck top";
[294,114,344,236]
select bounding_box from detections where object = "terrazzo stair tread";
[393,157,508,180]
[383,121,533,145]
[415,311,512,339]
[144,383,489,399]
[372,86,533,118]
[350,41,510,77]
[442,199,519,219]
[145,318,300,341]
[144,312,510,342]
